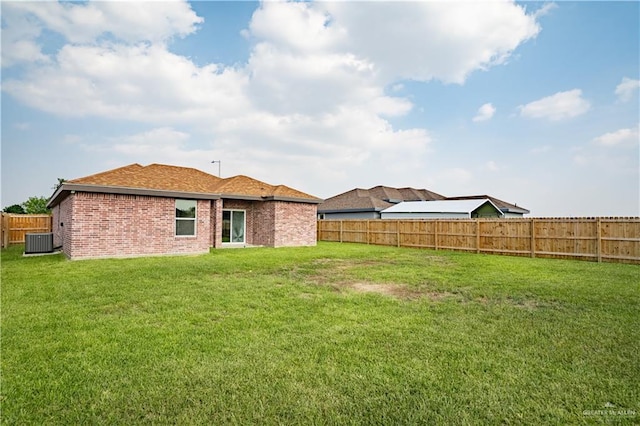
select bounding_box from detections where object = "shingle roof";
[319,186,529,215]
[398,187,447,201]
[317,188,393,213]
[318,186,445,213]
[50,163,321,207]
[368,186,405,203]
[212,175,317,200]
[69,163,223,194]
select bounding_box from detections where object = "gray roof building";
[318,186,446,219]
[380,199,503,219]
[319,186,529,219]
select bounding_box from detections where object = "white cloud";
[3,43,250,123]
[4,1,202,45]
[485,160,500,172]
[593,126,639,147]
[473,103,496,122]
[318,1,540,84]
[1,4,50,67]
[1,40,50,67]
[245,1,346,53]
[615,77,640,102]
[2,1,545,196]
[246,42,385,116]
[518,89,591,121]
[533,2,558,19]
[80,127,218,167]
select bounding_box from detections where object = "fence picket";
[1,214,53,248]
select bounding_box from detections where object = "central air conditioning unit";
[25,233,54,254]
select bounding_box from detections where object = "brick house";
[47,163,322,259]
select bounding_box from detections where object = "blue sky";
[2,1,638,217]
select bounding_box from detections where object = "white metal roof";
[381,199,501,215]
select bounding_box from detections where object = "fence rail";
[318,218,640,264]
[1,213,53,248]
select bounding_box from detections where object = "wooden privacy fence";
[317,218,640,264]
[1,213,53,248]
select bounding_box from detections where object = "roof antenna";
[211,160,221,177]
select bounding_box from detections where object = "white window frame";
[175,199,197,237]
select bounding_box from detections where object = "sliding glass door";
[222,210,245,243]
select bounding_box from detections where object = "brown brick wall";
[252,201,276,247]
[273,201,317,247]
[53,192,317,258]
[218,199,316,248]
[52,195,74,255]
[211,199,222,248]
[59,192,212,259]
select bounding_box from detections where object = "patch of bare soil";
[346,282,460,301]
[347,282,420,299]
[303,258,459,301]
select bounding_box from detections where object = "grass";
[1,242,639,424]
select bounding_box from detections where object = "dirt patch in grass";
[302,258,459,301]
[327,281,456,301]
[302,258,553,308]
[347,282,421,299]
[348,281,466,301]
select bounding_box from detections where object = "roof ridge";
[68,163,143,183]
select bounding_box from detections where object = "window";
[176,200,197,236]
[222,210,245,243]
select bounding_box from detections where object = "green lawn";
[2,242,638,424]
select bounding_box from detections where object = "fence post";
[435,220,439,251]
[476,219,480,254]
[397,220,401,247]
[596,217,602,263]
[530,218,536,258]
[1,213,7,249]
[339,220,343,243]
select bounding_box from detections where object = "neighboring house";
[319,186,529,219]
[445,195,530,217]
[47,163,322,259]
[380,199,504,219]
[318,186,446,219]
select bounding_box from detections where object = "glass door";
[222,210,245,243]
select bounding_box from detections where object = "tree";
[52,178,66,191]
[3,204,26,214]
[22,196,50,214]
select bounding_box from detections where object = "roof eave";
[47,183,323,208]
[220,193,263,201]
[317,207,383,213]
[47,185,67,209]
[501,208,530,214]
[47,183,222,208]
[262,195,323,204]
